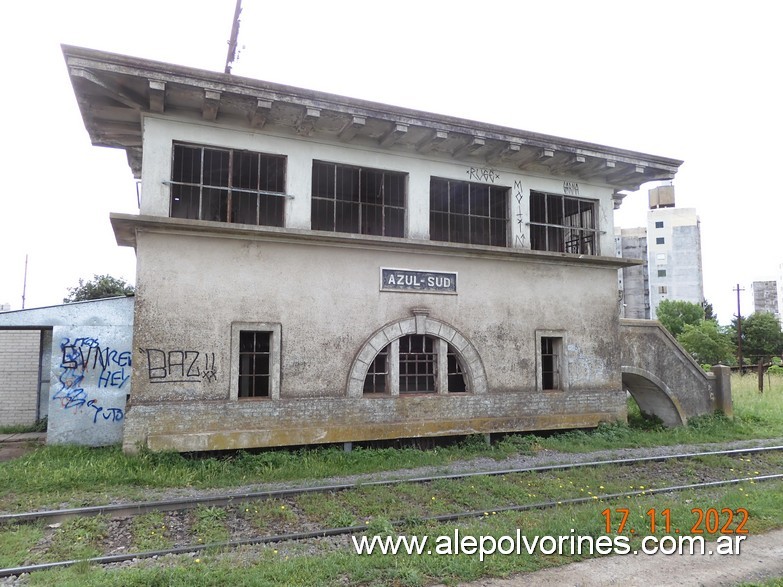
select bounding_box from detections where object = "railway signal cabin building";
[64,46,688,453]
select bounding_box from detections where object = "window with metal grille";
[311,161,406,237]
[362,335,468,395]
[430,178,508,246]
[398,335,436,393]
[238,331,271,398]
[530,191,598,255]
[540,337,561,390]
[363,346,389,394]
[170,143,286,227]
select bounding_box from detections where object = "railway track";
[2,445,782,578]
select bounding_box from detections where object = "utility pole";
[224,0,242,74]
[734,283,745,374]
[21,254,28,309]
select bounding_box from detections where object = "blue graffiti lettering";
[86,399,125,424]
[54,336,131,422]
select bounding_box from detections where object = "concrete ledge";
[145,412,621,452]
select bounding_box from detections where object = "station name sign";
[380,268,457,294]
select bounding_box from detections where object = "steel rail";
[1,472,781,579]
[2,444,781,525]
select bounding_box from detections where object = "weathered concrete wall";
[123,228,627,452]
[620,319,719,425]
[0,330,41,427]
[617,228,650,319]
[0,298,134,445]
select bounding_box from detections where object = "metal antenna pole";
[224,0,242,74]
[734,283,745,373]
[21,254,28,309]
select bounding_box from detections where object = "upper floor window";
[311,161,406,237]
[170,143,286,227]
[530,191,598,255]
[430,178,508,246]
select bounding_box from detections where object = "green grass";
[19,480,783,586]
[130,511,172,552]
[0,523,43,567]
[0,418,47,434]
[192,506,230,546]
[35,516,108,564]
[1,374,782,513]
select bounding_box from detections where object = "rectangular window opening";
[429,178,508,246]
[238,331,271,398]
[170,143,286,227]
[530,191,598,255]
[312,161,406,237]
[541,337,562,391]
[656,237,665,244]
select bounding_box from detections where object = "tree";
[656,299,704,338]
[741,312,783,360]
[702,299,717,323]
[63,274,135,303]
[677,320,734,366]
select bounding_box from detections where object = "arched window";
[363,334,467,394]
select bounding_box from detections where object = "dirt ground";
[459,528,783,587]
[0,433,44,462]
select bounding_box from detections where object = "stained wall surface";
[0,297,134,444]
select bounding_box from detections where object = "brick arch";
[347,314,487,397]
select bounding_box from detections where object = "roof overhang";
[64,45,682,190]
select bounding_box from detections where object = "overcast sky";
[0,0,779,324]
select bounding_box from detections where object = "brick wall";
[0,330,41,427]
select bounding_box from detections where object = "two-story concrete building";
[63,45,714,454]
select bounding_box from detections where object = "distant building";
[752,280,779,319]
[617,186,704,320]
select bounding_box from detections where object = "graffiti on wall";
[466,167,500,183]
[513,180,526,247]
[54,337,128,424]
[139,348,217,384]
[563,181,579,196]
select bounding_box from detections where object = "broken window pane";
[529,190,598,255]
